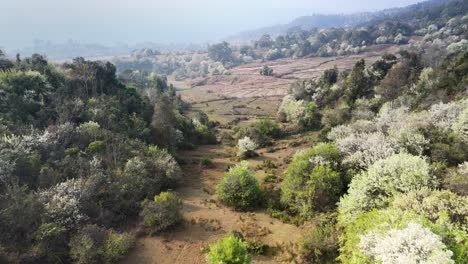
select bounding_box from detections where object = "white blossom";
[278,95,306,123]
[339,153,435,223]
[359,222,454,264]
[40,178,87,228]
[238,136,257,158]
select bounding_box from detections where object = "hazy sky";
[1,0,423,49]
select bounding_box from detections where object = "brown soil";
[122,131,320,264]
[122,47,399,263]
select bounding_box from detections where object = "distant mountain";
[226,0,453,43]
[226,13,375,43]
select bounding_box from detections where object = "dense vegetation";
[0,51,215,262]
[272,44,467,263]
[113,0,466,81]
[1,0,467,263]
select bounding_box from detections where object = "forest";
[0,0,467,263]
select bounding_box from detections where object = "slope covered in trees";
[0,51,216,263]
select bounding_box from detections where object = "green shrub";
[339,208,467,264]
[298,215,339,263]
[34,223,69,263]
[140,192,183,235]
[65,147,80,156]
[87,140,105,154]
[235,119,281,147]
[207,234,251,264]
[281,143,342,218]
[104,231,134,263]
[200,157,215,168]
[338,153,436,225]
[299,102,321,130]
[69,225,134,264]
[254,119,281,140]
[216,161,261,211]
[260,65,274,76]
[196,124,217,144]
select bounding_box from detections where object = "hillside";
[0,0,467,263]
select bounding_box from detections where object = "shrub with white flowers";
[338,153,436,224]
[237,136,257,159]
[40,178,87,228]
[392,188,468,230]
[452,106,468,141]
[359,222,454,264]
[277,95,306,123]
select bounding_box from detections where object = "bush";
[69,225,134,264]
[237,137,257,159]
[216,161,261,211]
[200,157,215,168]
[391,188,468,230]
[234,119,281,147]
[443,162,468,195]
[69,225,107,264]
[359,222,452,264]
[260,66,273,76]
[140,192,183,235]
[338,153,436,224]
[87,140,105,154]
[206,234,251,264]
[254,119,281,141]
[298,215,339,263]
[277,95,306,124]
[103,231,135,263]
[339,208,467,264]
[281,143,342,218]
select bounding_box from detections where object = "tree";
[208,42,233,65]
[140,192,183,235]
[338,153,436,224]
[281,143,342,217]
[260,66,273,76]
[255,34,274,49]
[216,161,261,211]
[359,222,453,264]
[207,234,251,264]
[151,94,177,148]
[237,137,257,159]
[345,59,373,104]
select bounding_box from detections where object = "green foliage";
[299,102,321,129]
[339,208,467,264]
[103,231,135,263]
[345,59,373,104]
[34,223,69,262]
[0,70,51,129]
[200,157,214,168]
[216,161,261,211]
[298,214,339,263]
[207,234,251,264]
[259,66,273,76]
[338,153,436,225]
[208,42,234,66]
[281,143,342,218]
[87,140,105,154]
[140,192,183,235]
[235,119,281,147]
[196,124,217,144]
[70,225,134,264]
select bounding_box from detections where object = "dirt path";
[121,134,317,264]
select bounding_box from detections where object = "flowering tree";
[359,222,454,264]
[237,136,257,159]
[40,178,87,228]
[338,153,435,224]
[392,188,468,230]
[277,95,306,123]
